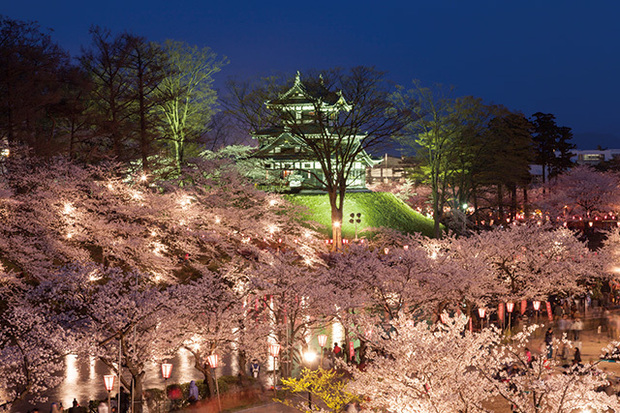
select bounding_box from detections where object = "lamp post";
[349,213,361,241]
[104,375,115,412]
[161,362,172,401]
[533,300,541,324]
[506,302,515,334]
[317,334,327,368]
[268,343,281,398]
[207,354,222,412]
[303,350,317,409]
[478,307,486,330]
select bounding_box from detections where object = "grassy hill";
[283,192,436,238]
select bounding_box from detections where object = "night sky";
[2,0,619,149]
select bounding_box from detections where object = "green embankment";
[283,192,436,238]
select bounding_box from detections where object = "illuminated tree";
[533,165,620,221]
[280,368,359,412]
[348,315,499,413]
[157,40,228,172]
[0,272,82,408]
[349,315,620,413]
[246,251,331,377]
[462,223,604,301]
[480,326,620,413]
[34,265,173,413]
[392,81,491,237]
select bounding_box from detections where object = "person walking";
[544,327,554,359]
[188,380,199,404]
[573,347,582,366]
[333,342,342,358]
[50,403,61,413]
[572,316,584,341]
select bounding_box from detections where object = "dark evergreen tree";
[0,16,69,156]
[530,112,574,183]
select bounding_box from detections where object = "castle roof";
[266,72,349,109]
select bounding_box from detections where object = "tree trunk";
[497,184,504,223]
[510,184,518,219]
[432,191,442,239]
[328,189,343,250]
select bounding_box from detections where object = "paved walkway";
[235,402,298,412]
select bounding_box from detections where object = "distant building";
[571,149,620,165]
[252,72,376,191]
[367,154,417,184]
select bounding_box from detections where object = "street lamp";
[303,350,317,409]
[207,354,222,412]
[506,302,515,334]
[533,300,541,324]
[161,362,172,401]
[478,307,486,329]
[103,375,115,412]
[268,343,281,398]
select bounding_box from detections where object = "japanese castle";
[252,72,377,192]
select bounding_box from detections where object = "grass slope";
[284,192,436,238]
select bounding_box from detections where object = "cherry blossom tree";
[0,151,322,283]
[0,152,324,408]
[347,315,500,413]
[460,223,605,302]
[325,234,496,325]
[33,265,174,413]
[245,252,333,377]
[166,269,254,396]
[0,271,81,409]
[479,325,620,413]
[533,165,620,221]
[348,314,620,413]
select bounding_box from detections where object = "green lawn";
[283,192,436,238]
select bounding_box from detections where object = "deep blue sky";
[2,0,619,149]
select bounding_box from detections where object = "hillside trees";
[0,151,322,281]
[0,152,324,405]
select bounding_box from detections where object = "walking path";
[235,402,298,413]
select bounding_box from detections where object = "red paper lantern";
[161,363,173,379]
[269,343,281,358]
[207,354,219,369]
[104,374,115,391]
